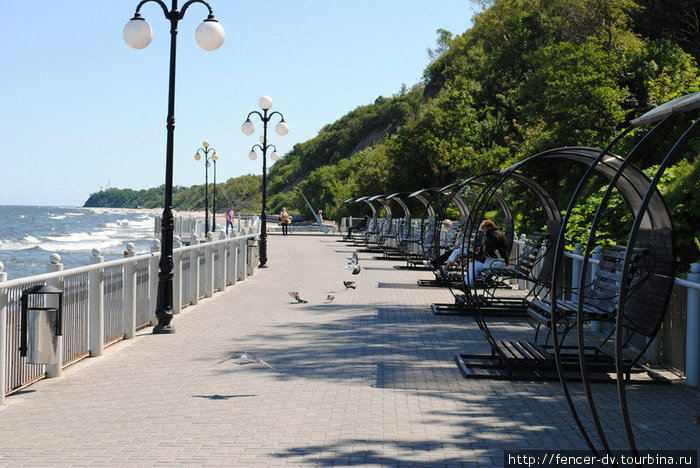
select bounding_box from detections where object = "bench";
[431,232,547,315]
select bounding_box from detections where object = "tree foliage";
[86,0,699,269]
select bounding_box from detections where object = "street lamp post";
[194,141,218,235]
[212,156,218,232]
[241,96,288,268]
[124,0,225,334]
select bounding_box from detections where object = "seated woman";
[441,219,508,287]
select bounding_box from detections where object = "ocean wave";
[35,239,124,252]
[49,215,67,220]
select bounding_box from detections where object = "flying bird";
[343,281,356,290]
[288,291,308,303]
[216,351,274,369]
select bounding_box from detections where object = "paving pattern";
[0,235,698,467]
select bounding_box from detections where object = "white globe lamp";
[275,121,290,136]
[258,96,273,110]
[123,17,153,49]
[241,120,255,136]
[195,19,225,51]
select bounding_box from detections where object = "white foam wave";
[36,239,124,253]
[49,215,67,220]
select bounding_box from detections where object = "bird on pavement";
[325,294,335,303]
[216,351,274,369]
[343,281,356,290]
[347,251,361,275]
[288,291,308,303]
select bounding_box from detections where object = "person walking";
[225,205,235,235]
[280,207,290,236]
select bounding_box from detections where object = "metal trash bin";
[20,285,63,365]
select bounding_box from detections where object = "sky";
[0,1,476,207]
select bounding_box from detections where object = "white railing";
[0,220,261,403]
[156,213,259,239]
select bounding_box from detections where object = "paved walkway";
[1,235,698,467]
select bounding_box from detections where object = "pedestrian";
[280,207,290,236]
[225,205,235,235]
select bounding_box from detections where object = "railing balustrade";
[1,226,260,403]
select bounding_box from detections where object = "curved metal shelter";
[458,92,700,458]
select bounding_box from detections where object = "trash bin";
[20,285,63,365]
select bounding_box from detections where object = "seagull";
[351,263,361,275]
[351,251,359,265]
[216,351,274,369]
[288,291,308,303]
[343,281,356,290]
[325,294,335,303]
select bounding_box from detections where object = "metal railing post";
[217,231,226,291]
[173,236,182,314]
[190,235,200,305]
[205,232,214,298]
[238,238,248,281]
[45,254,64,377]
[0,263,7,404]
[123,244,137,340]
[685,263,700,386]
[148,239,160,325]
[228,236,238,286]
[89,249,104,357]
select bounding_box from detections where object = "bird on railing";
[288,291,308,303]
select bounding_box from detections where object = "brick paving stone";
[0,234,698,467]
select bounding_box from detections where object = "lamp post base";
[153,323,176,334]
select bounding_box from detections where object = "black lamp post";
[194,141,218,235]
[241,96,289,268]
[212,156,218,232]
[124,0,225,334]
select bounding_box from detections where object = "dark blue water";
[0,206,157,279]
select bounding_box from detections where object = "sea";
[0,206,159,280]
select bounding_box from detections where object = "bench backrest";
[511,232,547,277]
[582,246,649,319]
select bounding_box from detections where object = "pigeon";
[325,294,335,303]
[343,281,356,290]
[346,253,361,275]
[216,351,274,369]
[346,250,361,274]
[288,291,308,303]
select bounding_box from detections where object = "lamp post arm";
[133,0,170,18]
[267,111,285,122]
[180,0,215,18]
[250,144,265,153]
[246,110,265,122]
[197,146,216,161]
[264,144,278,153]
